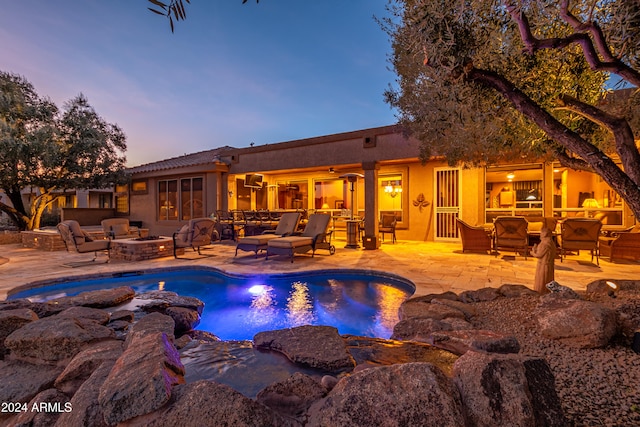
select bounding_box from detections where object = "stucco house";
[125,124,633,248]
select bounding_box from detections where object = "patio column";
[220,172,229,212]
[362,161,380,250]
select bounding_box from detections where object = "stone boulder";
[4,316,115,362]
[256,372,327,420]
[406,291,459,304]
[391,317,473,341]
[0,298,35,312]
[56,306,110,325]
[254,325,355,372]
[0,308,38,359]
[109,309,135,322]
[0,360,63,419]
[124,312,175,347]
[165,306,200,335]
[35,286,135,317]
[459,287,500,303]
[54,340,124,395]
[9,388,70,427]
[134,290,205,315]
[307,362,465,426]
[343,336,459,375]
[431,298,476,319]
[498,284,539,298]
[54,361,114,427]
[98,332,185,425]
[139,380,295,427]
[453,351,566,426]
[428,329,520,355]
[535,298,618,348]
[398,299,466,321]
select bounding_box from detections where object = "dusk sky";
[1,1,396,167]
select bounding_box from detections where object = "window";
[314,179,347,210]
[485,164,543,222]
[98,193,112,209]
[158,180,178,220]
[159,177,204,221]
[181,177,203,220]
[277,181,308,209]
[131,179,148,194]
[115,184,129,214]
[379,174,404,223]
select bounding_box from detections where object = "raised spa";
[9,268,415,340]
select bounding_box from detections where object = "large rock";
[9,388,70,427]
[165,306,200,335]
[391,317,473,341]
[4,316,115,362]
[307,362,465,426]
[0,360,63,418]
[405,291,459,304]
[0,308,38,359]
[36,286,135,316]
[54,340,124,395]
[498,284,539,298]
[256,372,326,420]
[428,329,520,355]
[137,380,295,427]
[453,351,566,426]
[343,336,459,376]
[535,298,618,348]
[125,312,175,347]
[459,287,500,303]
[398,300,466,321]
[431,298,476,319]
[98,332,185,425]
[134,290,205,315]
[254,325,355,372]
[56,306,110,325]
[54,361,114,427]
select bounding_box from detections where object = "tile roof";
[127,146,235,174]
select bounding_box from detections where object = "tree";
[384,0,640,219]
[147,0,259,32]
[0,71,127,230]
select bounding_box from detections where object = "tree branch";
[504,0,640,87]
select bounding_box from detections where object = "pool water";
[10,268,415,340]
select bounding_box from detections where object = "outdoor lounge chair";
[266,213,335,262]
[599,224,640,262]
[172,218,216,259]
[235,212,301,257]
[456,218,492,253]
[57,220,110,267]
[493,216,529,259]
[101,218,140,239]
[559,218,602,265]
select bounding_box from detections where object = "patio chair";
[172,218,217,259]
[235,212,301,257]
[379,214,397,243]
[559,218,602,265]
[266,213,335,262]
[493,216,529,259]
[57,220,110,267]
[599,224,640,262]
[101,218,140,239]
[456,218,492,254]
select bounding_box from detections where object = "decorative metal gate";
[434,168,460,240]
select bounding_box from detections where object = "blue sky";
[0,1,396,166]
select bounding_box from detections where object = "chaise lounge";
[266,213,334,262]
[235,212,301,257]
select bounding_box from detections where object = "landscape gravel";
[470,291,640,427]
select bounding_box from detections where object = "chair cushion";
[67,221,86,245]
[77,239,109,253]
[175,225,190,244]
[268,236,314,249]
[238,234,280,246]
[111,223,129,237]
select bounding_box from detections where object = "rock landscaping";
[0,280,638,426]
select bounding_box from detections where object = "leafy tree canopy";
[0,71,127,230]
[384,0,640,218]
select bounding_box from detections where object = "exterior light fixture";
[506,172,515,180]
[605,281,618,298]
[328,167,335,173]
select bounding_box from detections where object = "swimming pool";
[9,268,415,340]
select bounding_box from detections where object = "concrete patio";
[2,236,639,301]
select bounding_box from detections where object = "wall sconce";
[328,167,335,174]
[382,180,403,198]
[506,172,515,181]
[228,190,234,198]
